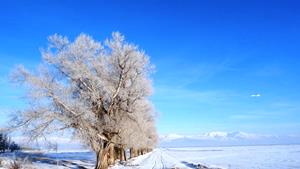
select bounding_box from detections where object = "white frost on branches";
[11,32,158,160]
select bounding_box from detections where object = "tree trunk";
[107,143,115,166]
[95,141,114,169]
[123,148,127,161]
[130,148,134,158]
[135,148,138,157]
[119,146,126,161]
[114,146,120,161]
[95,149,109,169]
[130,148,139,158]
[119,149,124,161]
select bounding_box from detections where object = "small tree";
[0,133,9,153]
[11,32,158,169]
[0,133,5,152]
[9,142,20,152]
[0,133,20,153]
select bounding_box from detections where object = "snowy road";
[111,149,213,169]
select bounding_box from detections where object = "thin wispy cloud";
[230,114,263,120]
[153,85,240,106]
[252,64,283,77]
[154,57,239,88]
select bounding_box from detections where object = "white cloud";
[250,93,261,97]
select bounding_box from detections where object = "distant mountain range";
[12,131,300,150]
[159,131,300,147]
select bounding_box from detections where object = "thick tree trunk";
[114,146,120,161]
[107,143,115,166]
[95,149,109,169]
[95,142,114,169]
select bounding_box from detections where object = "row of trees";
[0,133,21,153]
[11,32,158,169]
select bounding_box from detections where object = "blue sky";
[1,0,300,137]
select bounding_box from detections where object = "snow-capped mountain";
[203,131,229,138]
[203,131,260,140]
[159,131,300,147]
[160,131,262,141]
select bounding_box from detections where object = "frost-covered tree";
[116,99,158,158]
[11,32,158,169]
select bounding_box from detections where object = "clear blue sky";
[1,0,300,136]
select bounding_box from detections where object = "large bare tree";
[11,32,158,169]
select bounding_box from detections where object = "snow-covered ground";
[0,151,95,169]
[0,144,299,169]
[163,144,300,169]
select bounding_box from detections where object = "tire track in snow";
[151,160,157,169]
[160,151,165,169]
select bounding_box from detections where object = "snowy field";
[1,144,300,169]
[163,144,300,169]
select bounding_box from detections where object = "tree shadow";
[3,152,91,169]
[181,161,220,169]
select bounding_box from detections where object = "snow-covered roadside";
[0,152,94,169]
[0,157,65,169]
[0,157,94,169]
